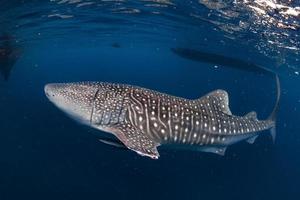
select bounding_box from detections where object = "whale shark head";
[45,82,130,128]
[44,82,100,125]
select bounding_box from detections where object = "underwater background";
[0,0,300,199]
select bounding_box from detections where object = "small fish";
[44,76,280,159]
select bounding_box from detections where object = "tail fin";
[268,75,280,143]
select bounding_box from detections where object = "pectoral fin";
[111,123,160,159]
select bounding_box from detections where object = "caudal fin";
[268,75,280,142]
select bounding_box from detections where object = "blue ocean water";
[0,0,300,199]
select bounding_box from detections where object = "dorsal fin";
[194,90,232,115]
[244,111,257,120]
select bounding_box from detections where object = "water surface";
[0,1,299,200]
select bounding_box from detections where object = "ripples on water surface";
[1,0,299,74]
[0,1,300,200]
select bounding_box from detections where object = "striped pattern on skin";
[45,82,278,159]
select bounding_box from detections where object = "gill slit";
[90,88,100,125]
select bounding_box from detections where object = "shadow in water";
[111,42,121,48]
[0,33,22,81]
[171,47,274,75]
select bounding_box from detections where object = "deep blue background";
[0,1,300,200]
[0,43,299,200]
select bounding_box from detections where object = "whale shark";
[171,47,274,75]
[44,77,280,159]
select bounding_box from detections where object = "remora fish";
[44,77,280,159]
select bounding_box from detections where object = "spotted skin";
[45,82,278,159]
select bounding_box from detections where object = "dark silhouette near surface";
[0,33,21,81]
[171,47,274,75]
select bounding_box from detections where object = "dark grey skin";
[45,77,279,159]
